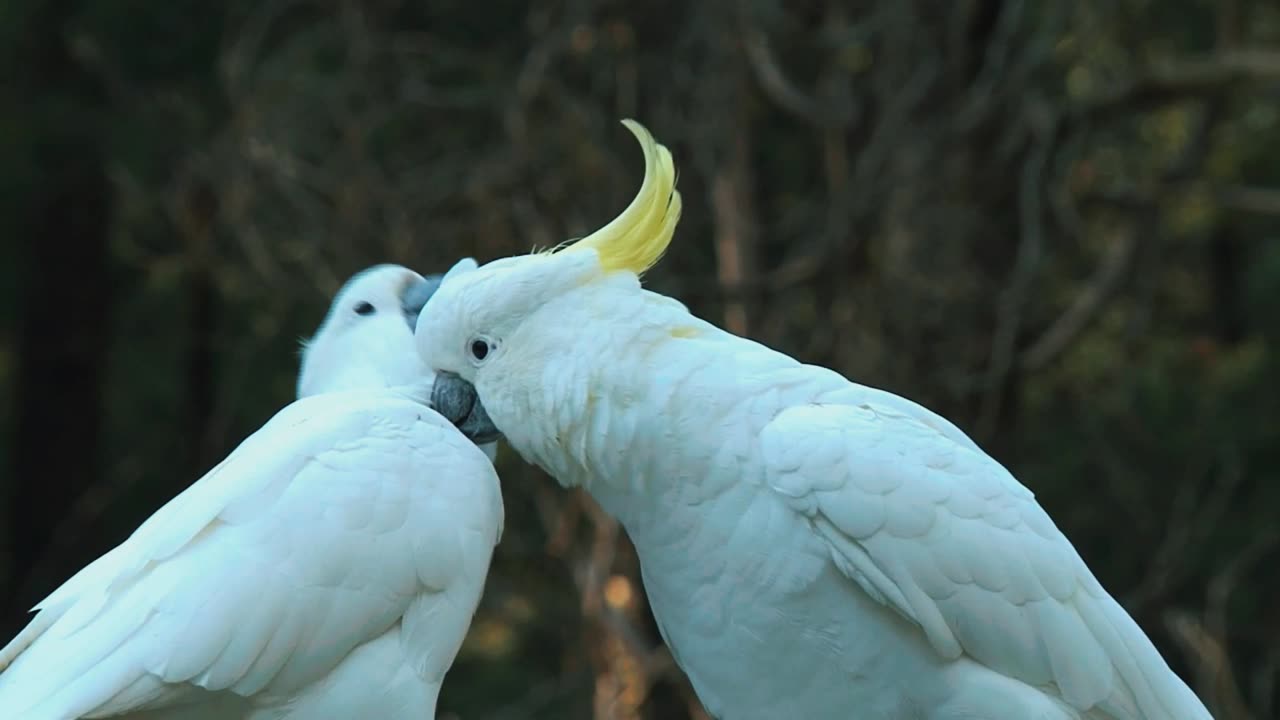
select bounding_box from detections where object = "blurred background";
[1,0,1278,718]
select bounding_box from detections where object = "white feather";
[0,264,503,719]
[415,264,1214,720]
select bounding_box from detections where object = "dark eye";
[354,301,375,316]
[470,339,490,361]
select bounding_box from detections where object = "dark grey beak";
[402,274,445,331]
[431,371,503,444]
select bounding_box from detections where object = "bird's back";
[551,290,1208,719]
[0,387,501,720]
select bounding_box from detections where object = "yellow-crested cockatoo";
[415,121,1211,720]
[0,261,503,719]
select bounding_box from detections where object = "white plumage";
[414,121,1212,719]
[0,262,502,719]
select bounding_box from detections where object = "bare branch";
[1071,50,1280,125]
[1019,229,1138,372]
[1215,185,1280,216]
[738,26,856,129]
[710,117,757,336]
[1020,94,1226,375]
[974,101,1055,437]
[1166,526,1276,720]
[1080,183,1280,217]
[1165,610,1254,720]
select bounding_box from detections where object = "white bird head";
[413,120,682,450]
[298,260,478,399]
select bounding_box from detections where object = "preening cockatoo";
[415,121,1212,720]
[0,262,503,720]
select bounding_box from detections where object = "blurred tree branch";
[1070,50,1280,126]
[739,24,858,129]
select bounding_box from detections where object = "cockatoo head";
[415,120,682,452]
[297,259,478,399]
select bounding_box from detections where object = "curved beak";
[431,371,503,444]
[401,274,445,331]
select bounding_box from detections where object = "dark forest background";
[2,1,1278,718]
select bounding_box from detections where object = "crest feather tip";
[569,119,682,276]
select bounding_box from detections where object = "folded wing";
[760,401,1210,720]
[0,390,495,720]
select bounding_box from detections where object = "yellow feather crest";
[560,119,683,276]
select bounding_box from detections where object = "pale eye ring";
[353,301,375,316]
[468,335,498,365]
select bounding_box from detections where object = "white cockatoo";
[414,121,1212,719]
[0,261,503,720]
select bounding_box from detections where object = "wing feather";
[0,389,494,719]
[761,402,1211,720]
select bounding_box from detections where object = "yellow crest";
[561,119,683,276]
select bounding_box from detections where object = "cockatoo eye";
[354,301,376,316]
[468,336,497,365]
